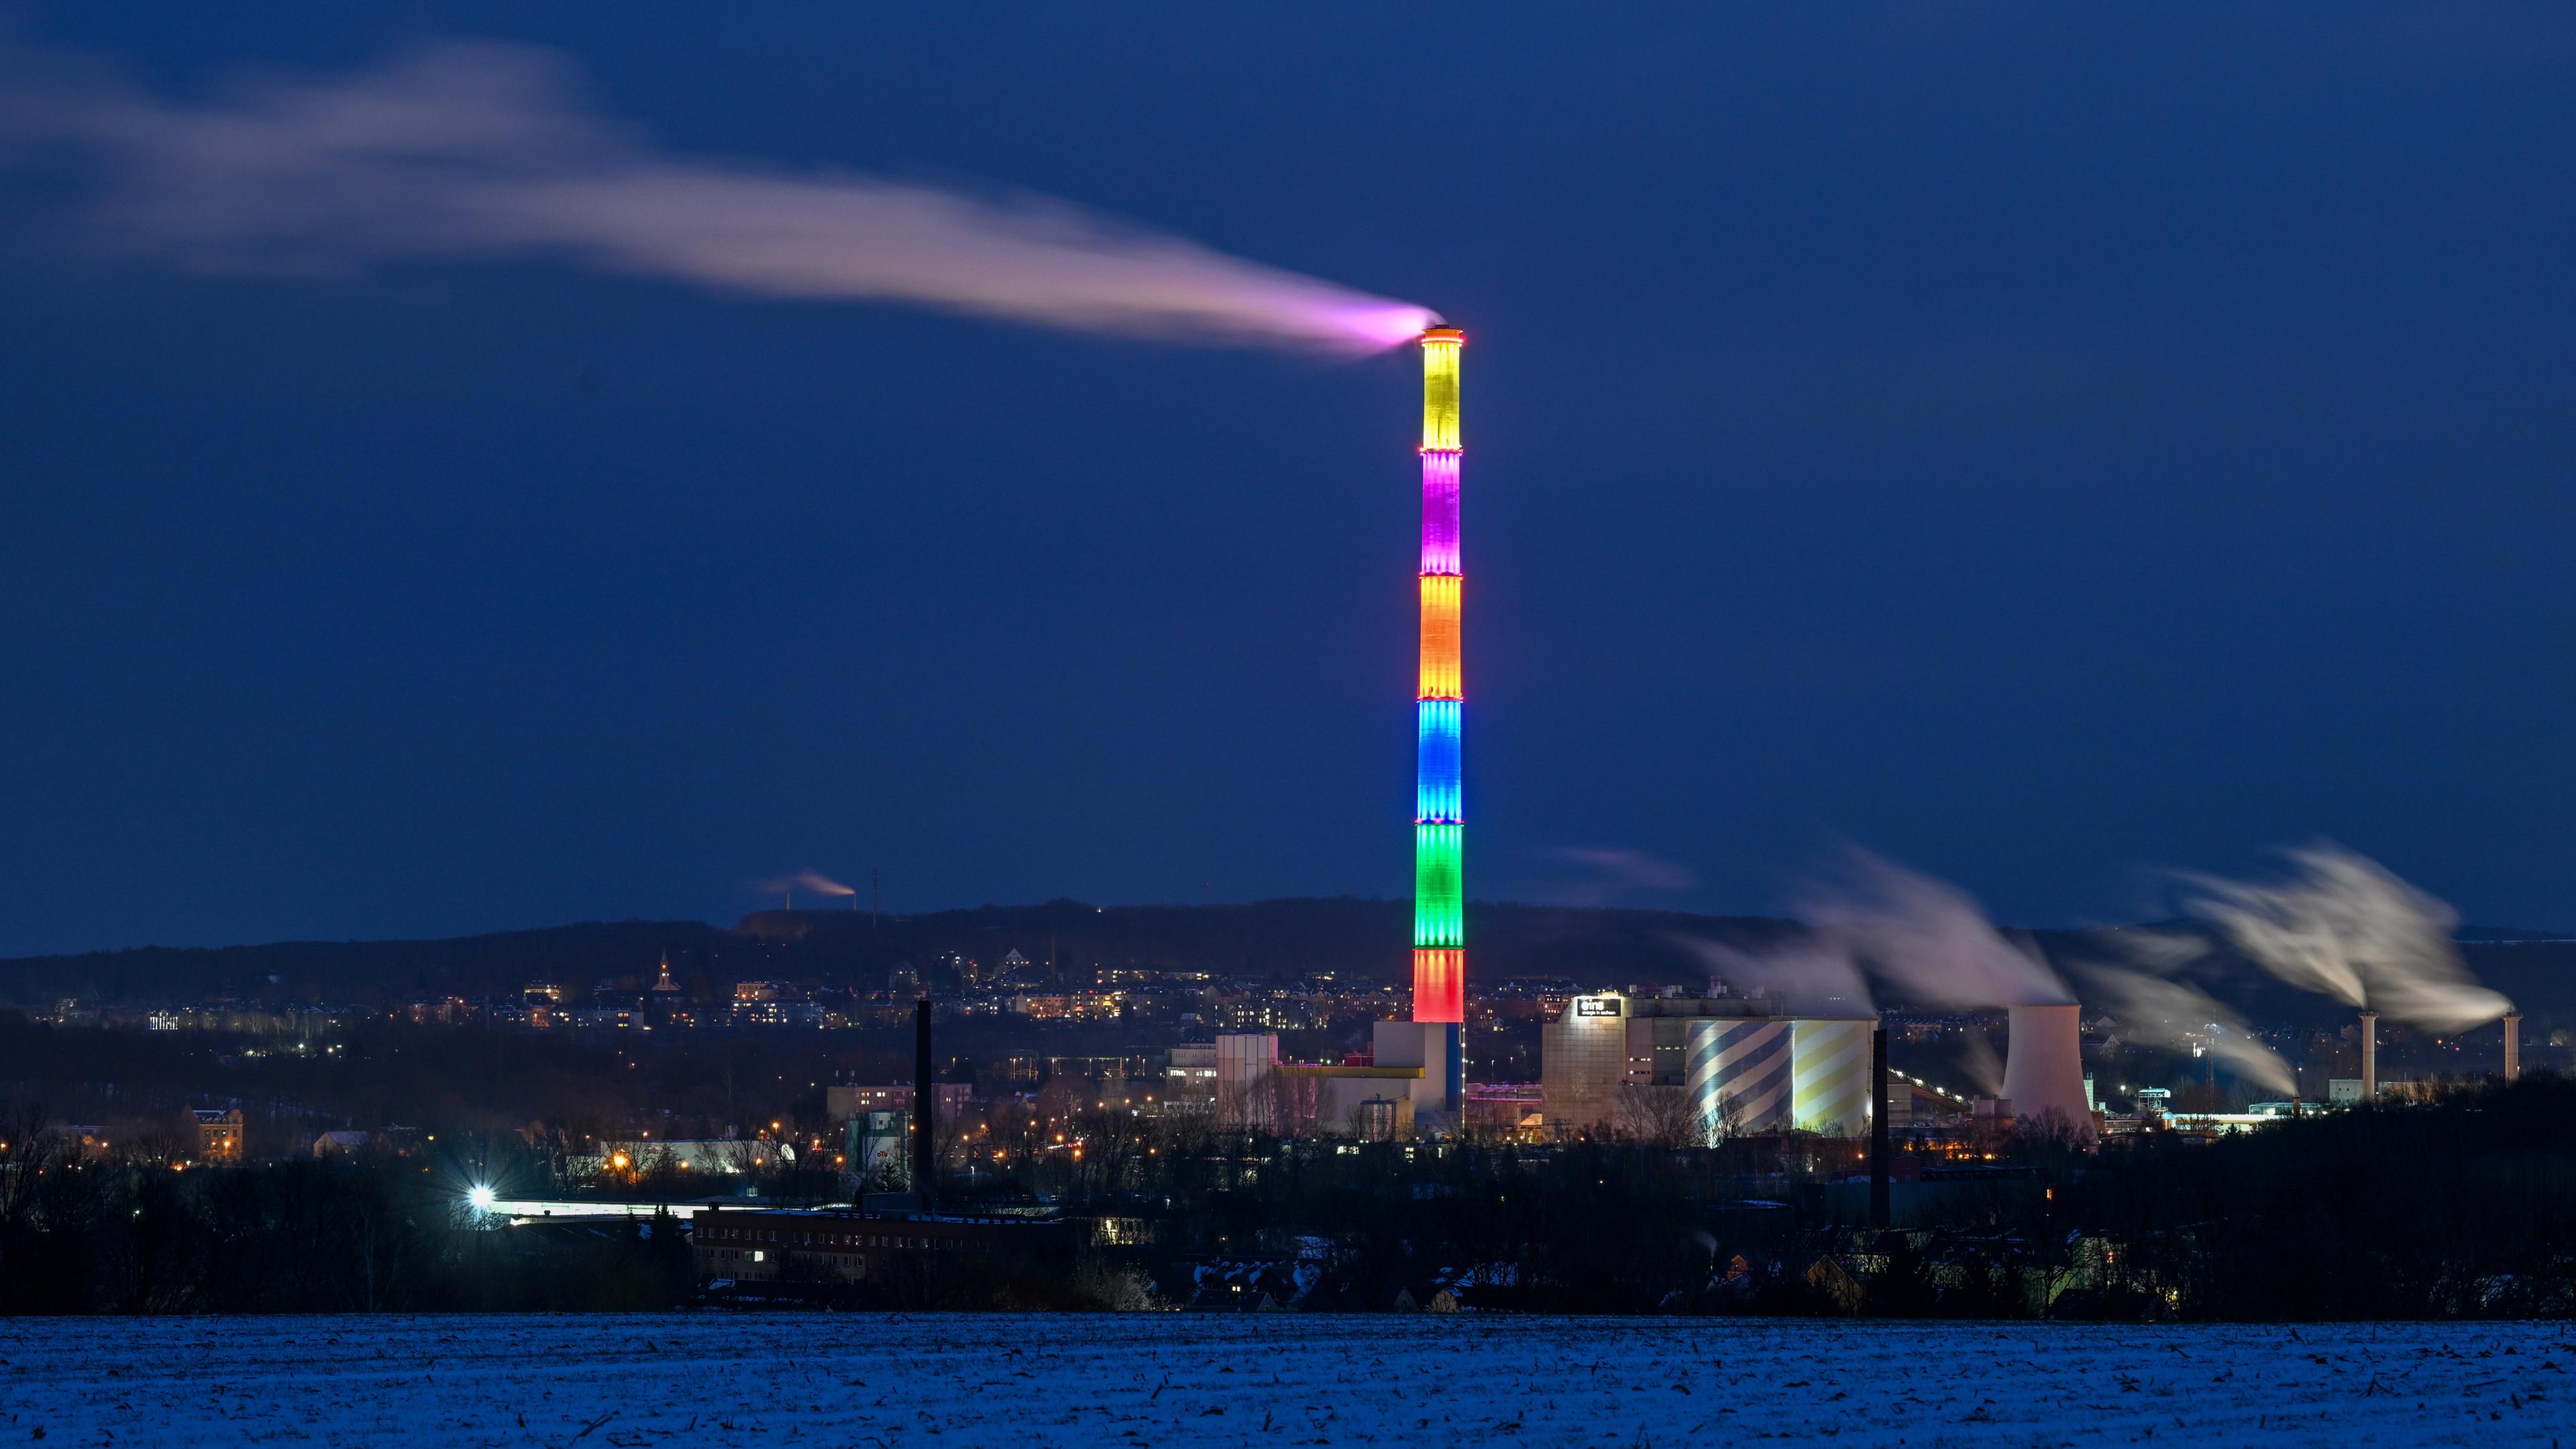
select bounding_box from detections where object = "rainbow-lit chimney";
[1413,326,1466,1040]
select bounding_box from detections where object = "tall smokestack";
[2359,1009,2378,1103]
[912,998,935,1207]
[1869,1022,1890,1229]
[2503,1012,2521,1083]
[1411,325,1467,1112]
[2002,1004,2094,1144]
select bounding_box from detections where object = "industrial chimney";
[912,998,936,1208]
[1409,325,1468,1115]
[2359,1009,2378,1103]
[1868,1021,1890,1228]
[2001,1003,2094,1144]
[2504,1012,2522,1083]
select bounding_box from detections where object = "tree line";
[6,1073,2570,1317]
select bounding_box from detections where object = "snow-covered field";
[1,1314,2563,1448]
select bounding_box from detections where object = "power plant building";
[1539,993,1886,1140]
[843,1109,908,1188]
[1215,1025,1452,1138]
[1686,1018,1792,1139]
[1542,992,1785,1137]
[1788,1018,1874,1136]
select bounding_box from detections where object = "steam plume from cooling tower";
[2176,843,2512,1033]
[1788,851,2092,1135]
[1674,932,1873,1017]
[1798,848,2074,1010]
[1955,1028,2005,1097]
[2070,947,2297,1097]
[0,40,1436,352]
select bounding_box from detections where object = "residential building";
[191,1107,244,1163]
[826,1083,971,1123]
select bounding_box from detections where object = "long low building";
[692,1204,1074,1283]
[583,1139,794,1176]
[1214,1021,1458,1139]
[1541,990,1878,1140]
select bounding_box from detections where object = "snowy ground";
[1,1314,2565,1448]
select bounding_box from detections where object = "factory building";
[1686,1018,1794,1136]
[1544,991,1773,1137]
[1214,1023,1454,1138]
[1541,991,1878,1140]
[1790,1018,1874,1136]
[1215,1032,1282,1129]
[843,1109,908,1187]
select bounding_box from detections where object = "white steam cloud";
[1954,1027,2005,1098]
[2177,843,2512,1033]
[2071,945,2298,1097]
[1542,847,1699,907]
[1800,848,2074,1010]
[1675,932,1874,1016]
[1678,849,2070,1014]
[0,40,1436,352]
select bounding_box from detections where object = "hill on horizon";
[1,897,2563,1033]
[0,898,1806,1011]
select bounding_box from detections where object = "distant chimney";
[1868,1021,1890,1230]
[2359,1010,2379,1102]
[912,998,936,1208]
[2504,1012,2522,1084]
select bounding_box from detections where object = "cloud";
[0,40,1436,352]
[1538,847,1698,906]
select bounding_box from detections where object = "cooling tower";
[1685,1018,1792,1142]
[2001,1003,2094,1143]
[1790,1018,1873,1136]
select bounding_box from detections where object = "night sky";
[6,5,2575,955]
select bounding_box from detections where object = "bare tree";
[1613,1084,1698,1147]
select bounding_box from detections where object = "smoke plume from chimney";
[756,869,857,900]
[2070,951,2297,1097]
[2176,844,2512,1033]
[0,40,1436,352]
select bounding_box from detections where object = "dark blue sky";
[6,3,2575,954]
